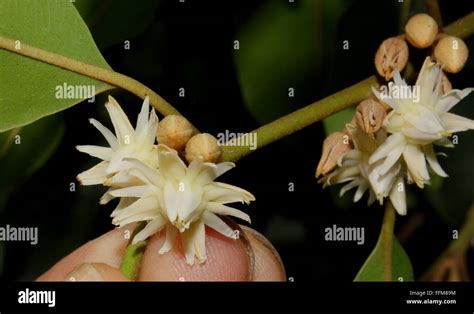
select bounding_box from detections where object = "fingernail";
[240,225,286,279]
[65,263,104,282]
[222,217,256,281]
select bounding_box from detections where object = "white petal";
[353,181,368,202]
[423,144,448,177]
[143,109,159,145]
[105,96,135,146]
[159,225,178,254]
[204,182,255,205]
[132,216,166,244]
[89,118,118,149]
[202,211,235,239]
[100,188,115,204]
[435,88,473,112]
[122,158,163,186]
[377,143,404,175]
[157,145,187,180]
[77,161,109,185]
[402,127,442,142]
[164,180,201,226]
[193,161,236,186]
[389,176,406,215]
[112,197,158,222]
[440,112,474,133]
[110,185,156,198]
[206,202,251,223]
[76,145,113,161]
[369,133,405,164]
[403,144,430,188]
[182,220,206,265]
[434,137,454,148]
[339,180,359,197]
[372,87,400,110]
[135,96,150,135]
[404,106,444,135]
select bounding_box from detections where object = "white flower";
[319,125,406,215]
[76,96,159,188]
[370,57,474,187]
[109,144,255,265]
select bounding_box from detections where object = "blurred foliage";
[234,0,352,125]
[74,0,161,49]
[0,115,64,211]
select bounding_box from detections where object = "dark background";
[0,0,473,281]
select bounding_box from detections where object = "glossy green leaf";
[354,237,413,282]
[74,0,161,49]
[0,0,114,132]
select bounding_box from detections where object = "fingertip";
[37,224,135,281]
[240,226,286,281]
[64,263,129,281]
[139,227,250,281]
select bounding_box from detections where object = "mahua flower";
[319,125,406,215]
[76,96,159,187]
[110,144,255,265]
[370,57,474,187]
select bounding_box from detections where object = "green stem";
[381,201,396,282]
[220,11,474,162]
[221,76,378,161]
[119,222,148,280]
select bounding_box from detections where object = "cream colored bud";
[316,132,351,177]
[185,133,221,163]
[433,36,468,73]
[405,14,438,48]
[375,37,409,80]
[355,99,387,135]
[156,115,194,151]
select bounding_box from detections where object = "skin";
[37,224,286,282]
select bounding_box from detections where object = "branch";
[220,11,474,162]
[0,37,183,119]
[382,201,396,281]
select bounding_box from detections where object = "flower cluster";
[77,96,255,265]
[317,57,473,215]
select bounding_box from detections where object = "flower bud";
[405,14,438,48]
[433,36,468,73]
[355,99,387,136]
[316,132,351,177]
[185,133,221,163]
[156,115,194,151]
[374,37,409,80]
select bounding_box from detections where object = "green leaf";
[354,237,414,282]
[233,0,322,125]
[0,114,64,193]
[74,0,161,49]
[0,0,114,132]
